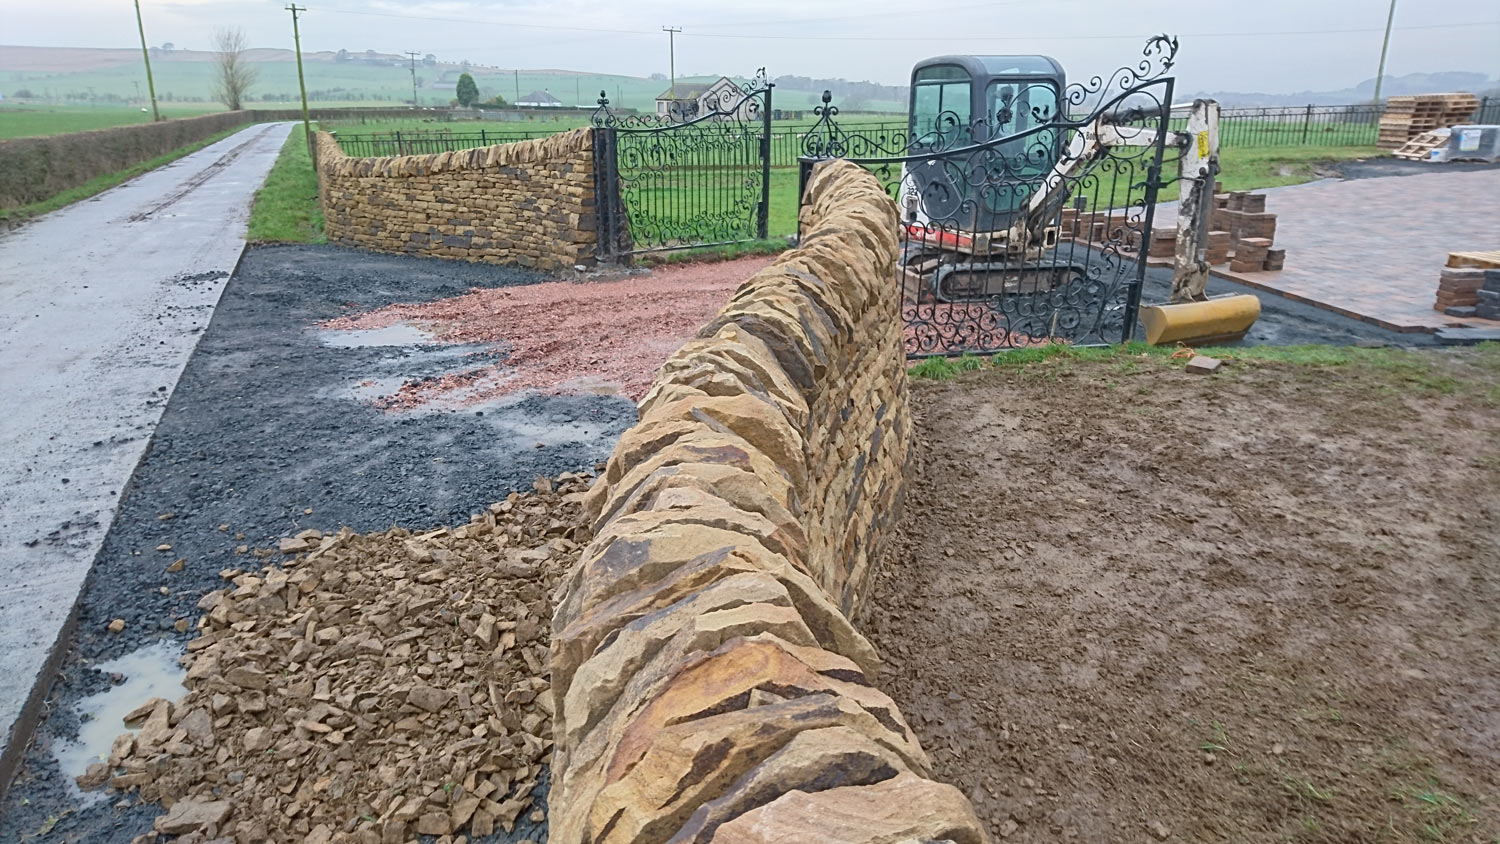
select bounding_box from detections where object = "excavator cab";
[904,55,1066,233]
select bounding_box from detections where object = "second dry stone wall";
[314,129,596,271]
[548,160,989,844]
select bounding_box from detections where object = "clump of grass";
[636,239,788,266]
[247,124,325,244]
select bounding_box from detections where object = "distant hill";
[1191,70,1498,107]
[0,45,906,113]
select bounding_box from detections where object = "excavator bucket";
[1139,293,1261,346]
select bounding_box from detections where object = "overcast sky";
[8,0,1498,92]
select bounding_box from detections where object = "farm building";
[515,89,563,107]
[654,76,753,120]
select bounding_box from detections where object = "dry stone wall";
[548,160,989,844]
[314,129,596,271]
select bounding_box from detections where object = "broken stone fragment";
[242,727,272,752]
[76,762,110,790]
[224,666,268,690]
[153,799,232,835]
[407,686,454,713]
[107,619,126,633]
[706,772,986,844]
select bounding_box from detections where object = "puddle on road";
[52,641,186,804]
[314,321,438,348]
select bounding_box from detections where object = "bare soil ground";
[866,348,1500,843]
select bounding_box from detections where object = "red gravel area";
[322,256,773,408]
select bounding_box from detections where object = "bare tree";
[213,27,258,111]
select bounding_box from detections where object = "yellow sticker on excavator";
[1196,131,1209,158]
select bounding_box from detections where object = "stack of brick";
[314,129,598,271]
[1434,266,1490,314]
[547,160,987,844]
[1147,228,1176,259]
[1230,237,1272,273]
[1477,271,1500,320]
[1205,230,1232,264]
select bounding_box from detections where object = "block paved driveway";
[0,122,292,784]
[1153,164,1500,332]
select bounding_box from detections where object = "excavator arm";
[1006,99,1222,305]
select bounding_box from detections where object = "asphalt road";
[0,122,292,790]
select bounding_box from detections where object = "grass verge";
[0,126,243,228]
[908,341,1500,388]
[1215,144,1381,192]
[635,238,788,266]
[247,124,325,244]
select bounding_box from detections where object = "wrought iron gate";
[799,37,1179,357]
[592,71,773,258]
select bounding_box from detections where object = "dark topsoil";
[0,244,638,843]
[865,350,1500,843]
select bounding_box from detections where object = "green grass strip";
[907,341,1500,380]
[247,124,325,244]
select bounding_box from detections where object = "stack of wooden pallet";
[1392,130,1449,161]
[1378,93,1480,150]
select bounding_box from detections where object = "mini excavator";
[896,53,1260,345]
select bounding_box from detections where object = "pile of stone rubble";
[79,472,594,844]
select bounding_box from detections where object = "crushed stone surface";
[320,255,774,405]
[86,472,592,844]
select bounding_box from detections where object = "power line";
[681,0,1054,29]
[310,6,1498,43]
[686,19,1500,42]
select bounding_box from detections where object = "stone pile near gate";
[87,473,594,844]
[314,129,597,271]
[547,160,988,843]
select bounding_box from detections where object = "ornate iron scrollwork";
[592,72,774,254]
[797,36,1178,356]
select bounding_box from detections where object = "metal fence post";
[592,126,622,263]
[1301,104,1313,144]
[480,128,487,146]
[394,130,404,156]
[758,84,773,241]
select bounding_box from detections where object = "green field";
[0,102,223,139]
[4,55,900,120]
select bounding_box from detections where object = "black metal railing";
[332,96,1499,160]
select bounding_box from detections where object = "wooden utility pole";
[132,0,160,121]
[286,5,311,149]
[662,26,681,98]
[406,51,421,107]
[1373,0,1398,104]
[514,69,520,104]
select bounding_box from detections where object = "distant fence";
[333,97,1500,162]
[332,121,911,166]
